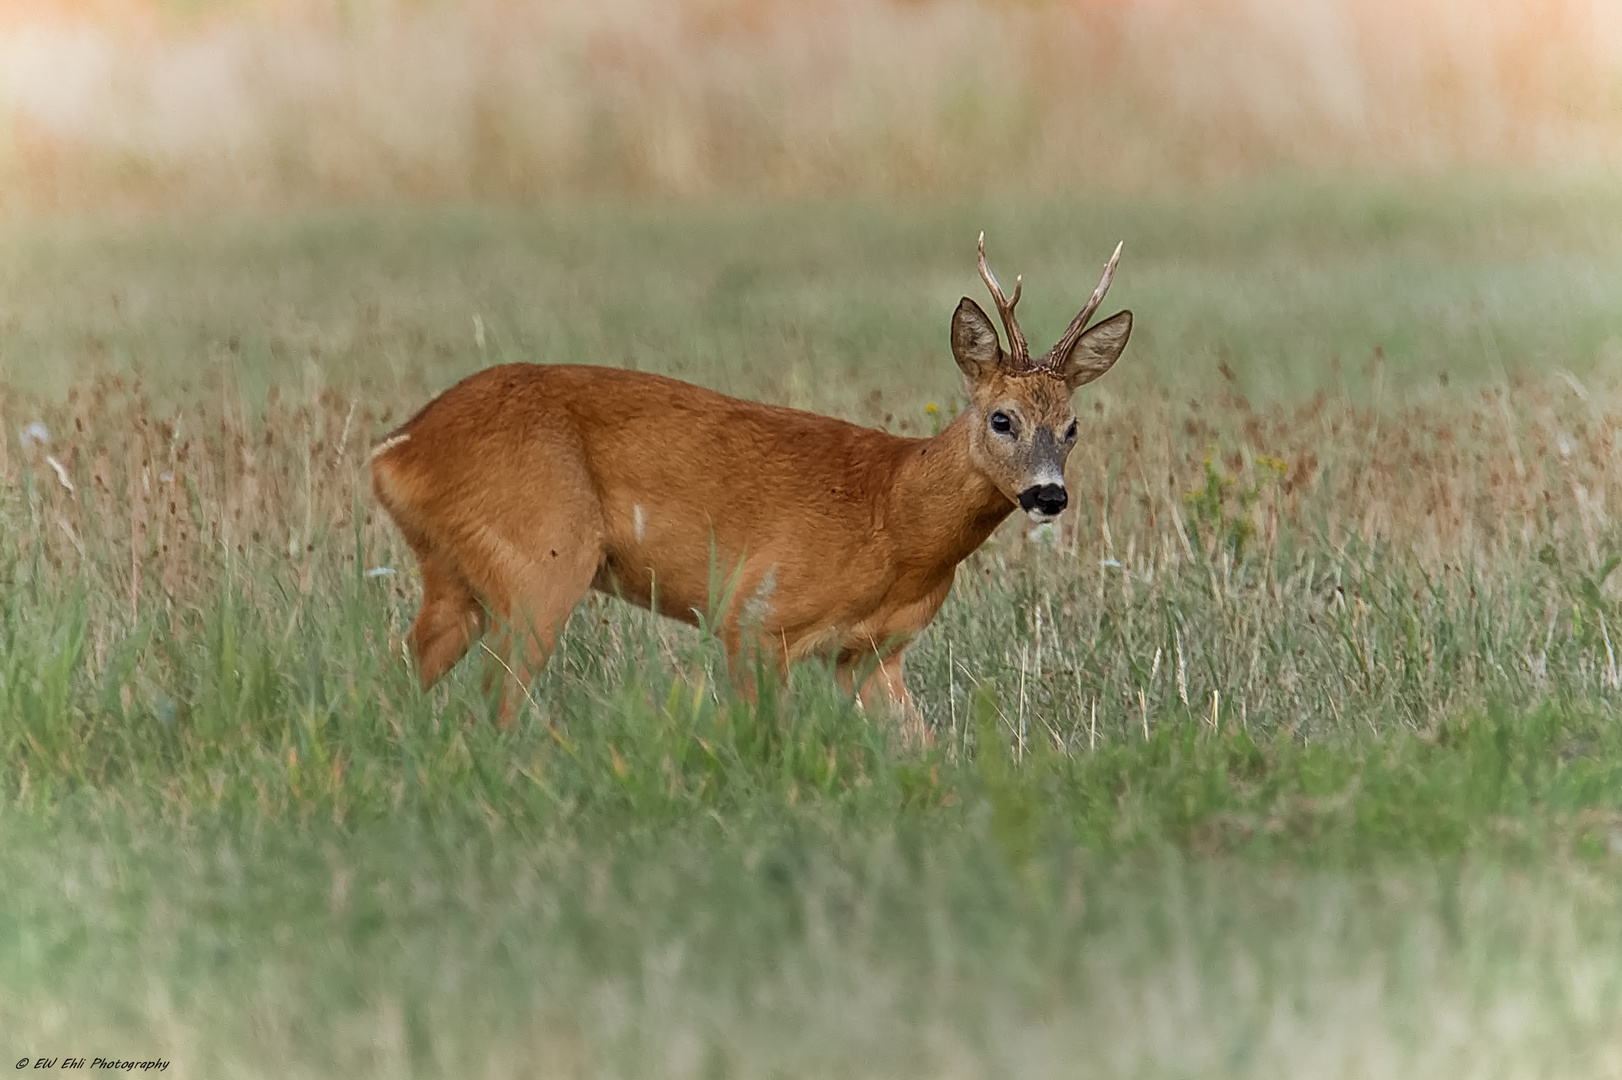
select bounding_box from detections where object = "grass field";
[5,175,1622,1077]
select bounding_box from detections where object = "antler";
[976,232,1031,371]
[1040,241,1123,370]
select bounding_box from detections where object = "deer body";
[372,237,1131,742]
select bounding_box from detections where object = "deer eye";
[989,412,1013,435]
[1064,419,1078,441]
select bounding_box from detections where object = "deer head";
[950,234,1132,523]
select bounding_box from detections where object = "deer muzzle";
[1019,484,1067,521]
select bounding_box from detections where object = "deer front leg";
[723,627,792,708]
[843,648,932,750]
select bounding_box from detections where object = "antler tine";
[976,231,1031,369]
[1043,241,1123,370]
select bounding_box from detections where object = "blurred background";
[3,0,1620,211]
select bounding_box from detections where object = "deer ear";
[951,297,1002,380]
[1056,310,1132,389]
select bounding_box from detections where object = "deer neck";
[884,414,1014,572]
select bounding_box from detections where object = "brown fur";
[371,252,1131,744]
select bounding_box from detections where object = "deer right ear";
[951,297,1002,380]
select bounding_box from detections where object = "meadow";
[4,174,1622,1076]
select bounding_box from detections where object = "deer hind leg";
[387,500,599,722]
[478,573,593,726]
[408,547,488,690]
[378,430,603,725]
[464,515,605,728]
[391,519,487,689]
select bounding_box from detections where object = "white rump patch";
[369,432,411,460]
[633,504,647,542]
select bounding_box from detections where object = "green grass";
[4,172,1621,409]
[5,175,1622,1077]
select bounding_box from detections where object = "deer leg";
[395,523,487,689]
[723,628,791,708]
[466,516,604,727]
[846,648,932,749]
[381,424,611,725]
[478,575,595,727]
[411,566,486,689]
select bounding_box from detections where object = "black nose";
[1018,484,1067,516]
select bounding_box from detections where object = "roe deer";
[371,235,1131,744]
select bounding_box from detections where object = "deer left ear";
[1056,310,1132,390]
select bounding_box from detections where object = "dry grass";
[9,349,1622,760]
[3,0,1622,210]
[11,361,1622,626]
